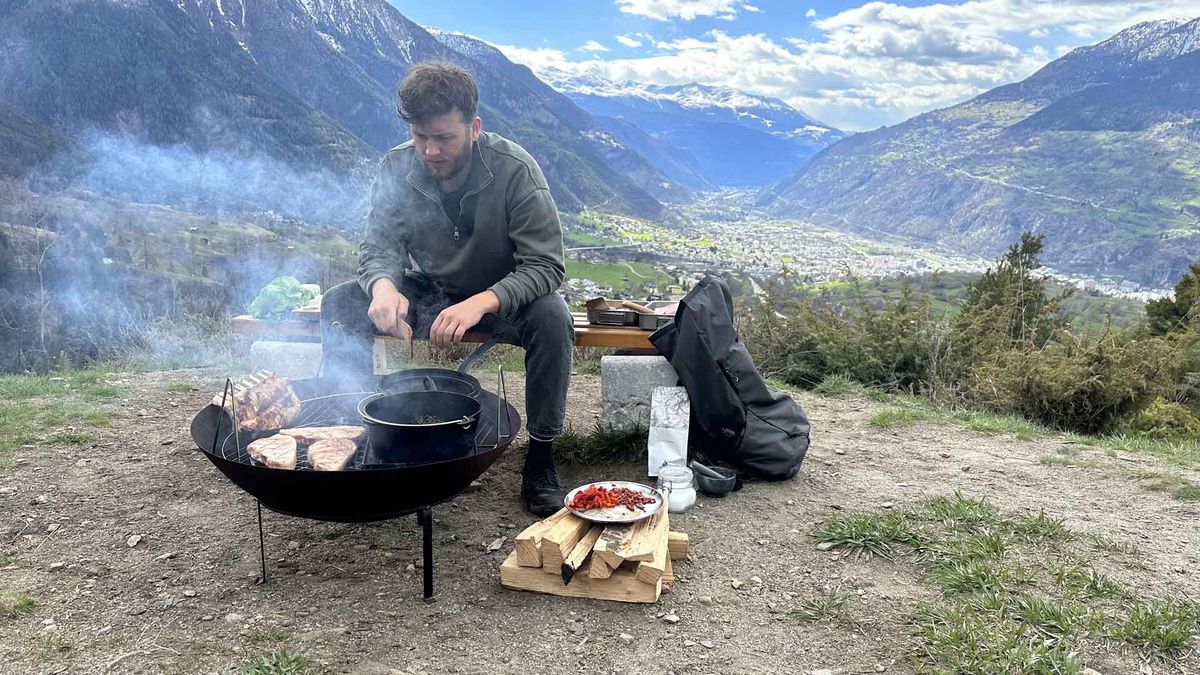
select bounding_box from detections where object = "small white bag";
[648,386,690,477]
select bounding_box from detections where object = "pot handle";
[421,375,436,392]
[356,392,385,419]
[458,335,501,373]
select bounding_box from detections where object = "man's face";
[411,110,481,181]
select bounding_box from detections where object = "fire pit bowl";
[358,390,482,465]
[189,377,518,523]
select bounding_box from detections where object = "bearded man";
[321,61,573,516]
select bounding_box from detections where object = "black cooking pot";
[376,336,499,399]
[358,390,482,465]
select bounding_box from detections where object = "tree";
[946,232,1071,380]
[1145,263,1200,335]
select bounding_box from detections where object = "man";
[321,62,573,516]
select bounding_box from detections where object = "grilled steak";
[308,437,357,471]
[211,372,302,432]
[279,426,365,444]
[246,435,297,470]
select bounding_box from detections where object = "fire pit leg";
[417,507,434,602]
[256,500,268,585]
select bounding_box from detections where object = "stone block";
[601,355,680,432]
[249,341,323,379]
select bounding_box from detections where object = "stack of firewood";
[499,506,688,603]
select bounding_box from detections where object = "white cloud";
[615,0,743,21]
[742,3,762,12]
[616,34,644,48]
[806,8,816,18]
[578,40,610,52]
[500,1,1200,130]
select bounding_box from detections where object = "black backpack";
[650,275,810,480]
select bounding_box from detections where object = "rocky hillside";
[763,18,1200,288]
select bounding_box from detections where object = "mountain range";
[761,18,1200,287]
[541,71,846,188]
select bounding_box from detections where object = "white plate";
[564,481,664,524]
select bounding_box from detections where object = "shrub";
[740,279,941,391]
[1128,397,1200,439]
[967,329,1176,434]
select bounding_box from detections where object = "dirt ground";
[1,366,1198,674]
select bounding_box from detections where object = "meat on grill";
[308,437,357,471]
[246,435,297,470]
[279,425,365,444]
[211,372,302,432]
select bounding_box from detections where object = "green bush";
[740,281,940,391]
[1128,397,1200,439]
[967,330,1176,434]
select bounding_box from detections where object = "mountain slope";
[0,0,668,220]
[0,0,375,173]
[763,18,1200,288]
[544,73,845,187]
[0,103,71,178]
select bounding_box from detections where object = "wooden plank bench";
[230,298,659,351]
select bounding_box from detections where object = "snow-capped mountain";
[538,70,846,186]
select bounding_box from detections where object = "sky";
[388,0,1198,131]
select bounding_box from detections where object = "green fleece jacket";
[357,131,565,317]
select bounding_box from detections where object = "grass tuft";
[238,647,322,675]
[868,407,936,428]
[929,559,1018,594]
[812,373,861,398]
[923,492,1000,528]
[1,592,36,617]
[908,601,1085,674]
[813,512,927,560]
[1088,534,1141,557]
[790,591,851,623]
[1051,564,1126,599]
[1008,510,1071,541]
[45,431,99,446]
[1109,599,1200,658]
[554,422,648,464]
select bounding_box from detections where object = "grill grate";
[216,389,507,470]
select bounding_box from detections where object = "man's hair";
[397,62,479,125]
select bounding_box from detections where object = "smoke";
[40,130,370,229]
[2,129,379,373]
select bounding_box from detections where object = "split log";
[667,531,689,560]
[540,513,592,574]
[514,508,570,567]
[635,534,669,585]
[500,552,661,603]
[588,549,615,579]
[560,525,604,584]
[593,504,669,568]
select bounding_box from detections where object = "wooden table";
[230,302,659,351]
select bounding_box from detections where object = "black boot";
[521,438,565,517]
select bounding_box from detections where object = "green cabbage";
[247,276,318,321]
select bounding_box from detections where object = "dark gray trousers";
[320,277,574,440]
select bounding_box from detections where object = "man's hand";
[430,291,500,346]
[367,279,412,342]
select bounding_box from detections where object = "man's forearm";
[369,277,400,299]
[468,289,501,314]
